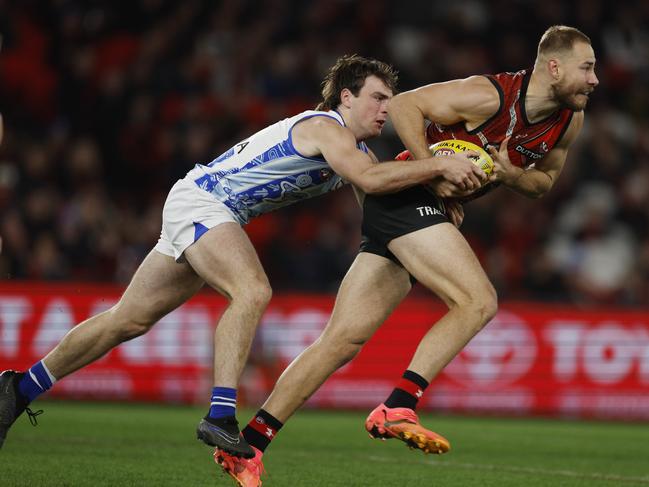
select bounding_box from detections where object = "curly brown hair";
[316,54,398,111]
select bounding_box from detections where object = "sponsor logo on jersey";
[515,144,544,160]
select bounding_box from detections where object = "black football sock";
[241,409,284,453]
[384,370,429,410]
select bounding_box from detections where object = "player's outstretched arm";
[300,118,485,195]
[388,76,500,160]
[488,112,584,198]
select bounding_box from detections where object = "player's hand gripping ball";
[429,139,494,176]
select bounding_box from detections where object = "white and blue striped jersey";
[185,110,368,225]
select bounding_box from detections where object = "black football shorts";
[359,185,449,264]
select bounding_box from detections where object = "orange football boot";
[214,446,264,487]
[365,403,450,454]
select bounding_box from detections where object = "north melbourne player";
[0,55,484,461]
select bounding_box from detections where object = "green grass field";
[2,401,649,486]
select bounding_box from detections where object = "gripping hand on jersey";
[396,149,487,198]
[430,151,487,198]
[487,137,520,185]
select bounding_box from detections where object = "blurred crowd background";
[1,0,648,306]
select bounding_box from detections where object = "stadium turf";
[2,401,648,486]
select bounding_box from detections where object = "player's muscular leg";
[43,250,204,379]
[184,222,272,388]
[388,223,498,381]
[262,253,411,423]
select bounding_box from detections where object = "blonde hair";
[537,25,591,58]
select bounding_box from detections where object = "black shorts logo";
[416,206,444,217]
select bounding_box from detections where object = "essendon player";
[225,26,597,484]
[393,25,597,220]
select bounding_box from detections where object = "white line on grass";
[292,447,649,484]
[366,455,649,485]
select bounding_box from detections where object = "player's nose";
[589,71,599,87]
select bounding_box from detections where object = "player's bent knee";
[470,283,498,329]
[451,282,498,334]
[226,275,272,311]
[242,280,273,310]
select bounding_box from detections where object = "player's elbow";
[529,186,551,199]
[533,172,555,198]
[517,184,550,199]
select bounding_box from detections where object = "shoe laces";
[25,407,44,426]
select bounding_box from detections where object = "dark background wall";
[1,0,648,306]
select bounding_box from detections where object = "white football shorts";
[154,178,239,261]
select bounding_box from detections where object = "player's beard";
[551,81,589,112]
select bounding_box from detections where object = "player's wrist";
[426,157,449,178]
[412,148,433,160]
[502,166,524,186]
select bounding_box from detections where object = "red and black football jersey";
[426,69,573,168]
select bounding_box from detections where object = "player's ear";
[547,59,560,80]
[340,88,353,109]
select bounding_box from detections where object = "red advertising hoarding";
[1,282,648,419]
